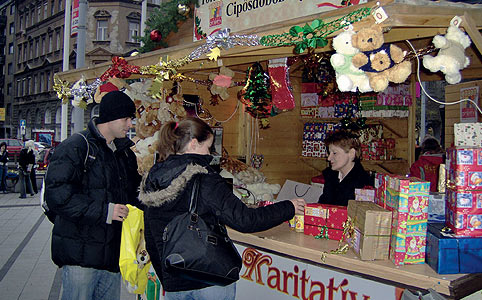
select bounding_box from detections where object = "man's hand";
[113,204,129,221]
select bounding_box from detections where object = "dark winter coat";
[140,154,295,292]
[0,150,8,165]
[18,148,35,172]
[45,118,141,272]
[318,160,373,206]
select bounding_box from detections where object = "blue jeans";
[165,283,236,300]
[0,165,7,192]
[61,265,121,300]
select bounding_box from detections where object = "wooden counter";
[228,225,482,299]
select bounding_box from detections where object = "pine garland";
[139,0,199,53]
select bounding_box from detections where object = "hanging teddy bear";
[351,24,412,92]
[422,16,471,84]
[330,25,372,93]
[209,66,235,101]
[94,77,128,103]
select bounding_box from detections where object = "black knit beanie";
[97,91,136,124]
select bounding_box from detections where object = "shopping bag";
[276,179,323,203]
[120,205,151,294]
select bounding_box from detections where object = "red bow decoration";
[100,57,140,81]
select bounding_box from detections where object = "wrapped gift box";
[304,204,347,240]
[374,173,389,208]
[426,223,482,274]
[347,200,392,260]
[445,189,482,237]
[385,175,430,265]
[446,147,482,190]
[454,123,482,147]
[428,192,445,223]
[355,187,376,202]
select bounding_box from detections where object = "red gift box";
[447,147,482,190]
[304,204,347,240]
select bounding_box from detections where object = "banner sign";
[235,244,400,300]
[71,0,79,37]
[193,0,364,41]
[460,86,479,123]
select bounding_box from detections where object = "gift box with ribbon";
[445,147,482,237]
[454,123,482,147]
[426,223,482,274]
[304,203,347,241]
[347,200,392,260]
[428,192,445,223]
[385,175,430,265]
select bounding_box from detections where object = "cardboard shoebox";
[454,123,482,147]
[386,175,430,265]
[347,200,392,260]
[445,147,482,237]
[426,223,482,274]
[304,203,347,241]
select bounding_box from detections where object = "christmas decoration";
[268,58,295,112]
[150,29,162,42]
[100,57,140,81]
[53,76,71,104]
[177,4,190,17]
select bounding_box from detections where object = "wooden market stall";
[55,1,482,299]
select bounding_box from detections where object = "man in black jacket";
[45,91,142,300]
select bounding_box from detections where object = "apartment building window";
[16,80,20,96]
[31,9,35,25]
[42,37,45,55]
[8,43,13,54]
[56,31,60,51]
[128,21,140,43]
[38,5,41,22]
[44,1,48,19]
[23,45,27,61]
[35,40,39,57]
[10,4,15,15]
[9,22,14,34]
[49,34,53,52]
[19,16,23,31]
[51,0,54,15]
[39,73,44,92]
[97,20,108,41]
[29,41,33,60]
[46,72,51,91]
[7,63,12,75]
[34,75,37,93]
[22,78,26,96]
[7,83,12,96]
[44,109,51,124]
[58,0,62,12]
[17,45,21,63]
[26,77,31,95]
[25,11,28,27]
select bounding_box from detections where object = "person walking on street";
[44,91,142,300]
[18,140,35,198]
[0,142,8,193]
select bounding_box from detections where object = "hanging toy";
[268,57,295,112]
[209,66,235,101]
[422,16,471,84]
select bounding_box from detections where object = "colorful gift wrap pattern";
[454,123,482,147]
[374,173,389,209]
[385,175,430,265]
[302,122,341,158]
[355,188,376,202]
[304,204,347,241]
[426,223,482,274]
[445,147,482,237]
[358,85,411,118]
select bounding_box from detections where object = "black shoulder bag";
[161,175,242,286]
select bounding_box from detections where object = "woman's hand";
[290,198,306,215]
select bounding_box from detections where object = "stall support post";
[61,0,72,142]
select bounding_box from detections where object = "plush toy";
[209,66,235,100]
[351,24,412,92]
[94,77,128,103]
[422,16,471,84]
[134,131,160,175]
[330,26,372,93]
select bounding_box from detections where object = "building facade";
[0,0,15,138]
[3,0,160,143]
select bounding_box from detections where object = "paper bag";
[276,180,323,203]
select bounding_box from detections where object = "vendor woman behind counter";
[318,130,373,206]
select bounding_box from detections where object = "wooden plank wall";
[444,79,482,149]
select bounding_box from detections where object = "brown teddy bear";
[93,77,128,103]
[351,24,412,92]
[209,66,235,101]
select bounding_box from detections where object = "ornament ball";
[177,4,190,16]
[150,30,162,42]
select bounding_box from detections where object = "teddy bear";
[351,24,412,92]
[330,26,372,93]
[134,131,160,175]
[422,17,471,84]
[209,66,235,100]
[94,77,128,103]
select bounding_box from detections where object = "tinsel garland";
[260,7,372,54]
[53,76,72,104]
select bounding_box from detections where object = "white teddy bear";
[330,26,372,93]
[422,17,471,84]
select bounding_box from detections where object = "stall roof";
[56,0,482,83]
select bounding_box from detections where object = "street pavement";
[0,190,136,300]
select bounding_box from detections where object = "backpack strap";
[75,131,98,172]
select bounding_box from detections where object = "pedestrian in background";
[18,140,35,198]
[45,91,142,300]
[0,142,8,194]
